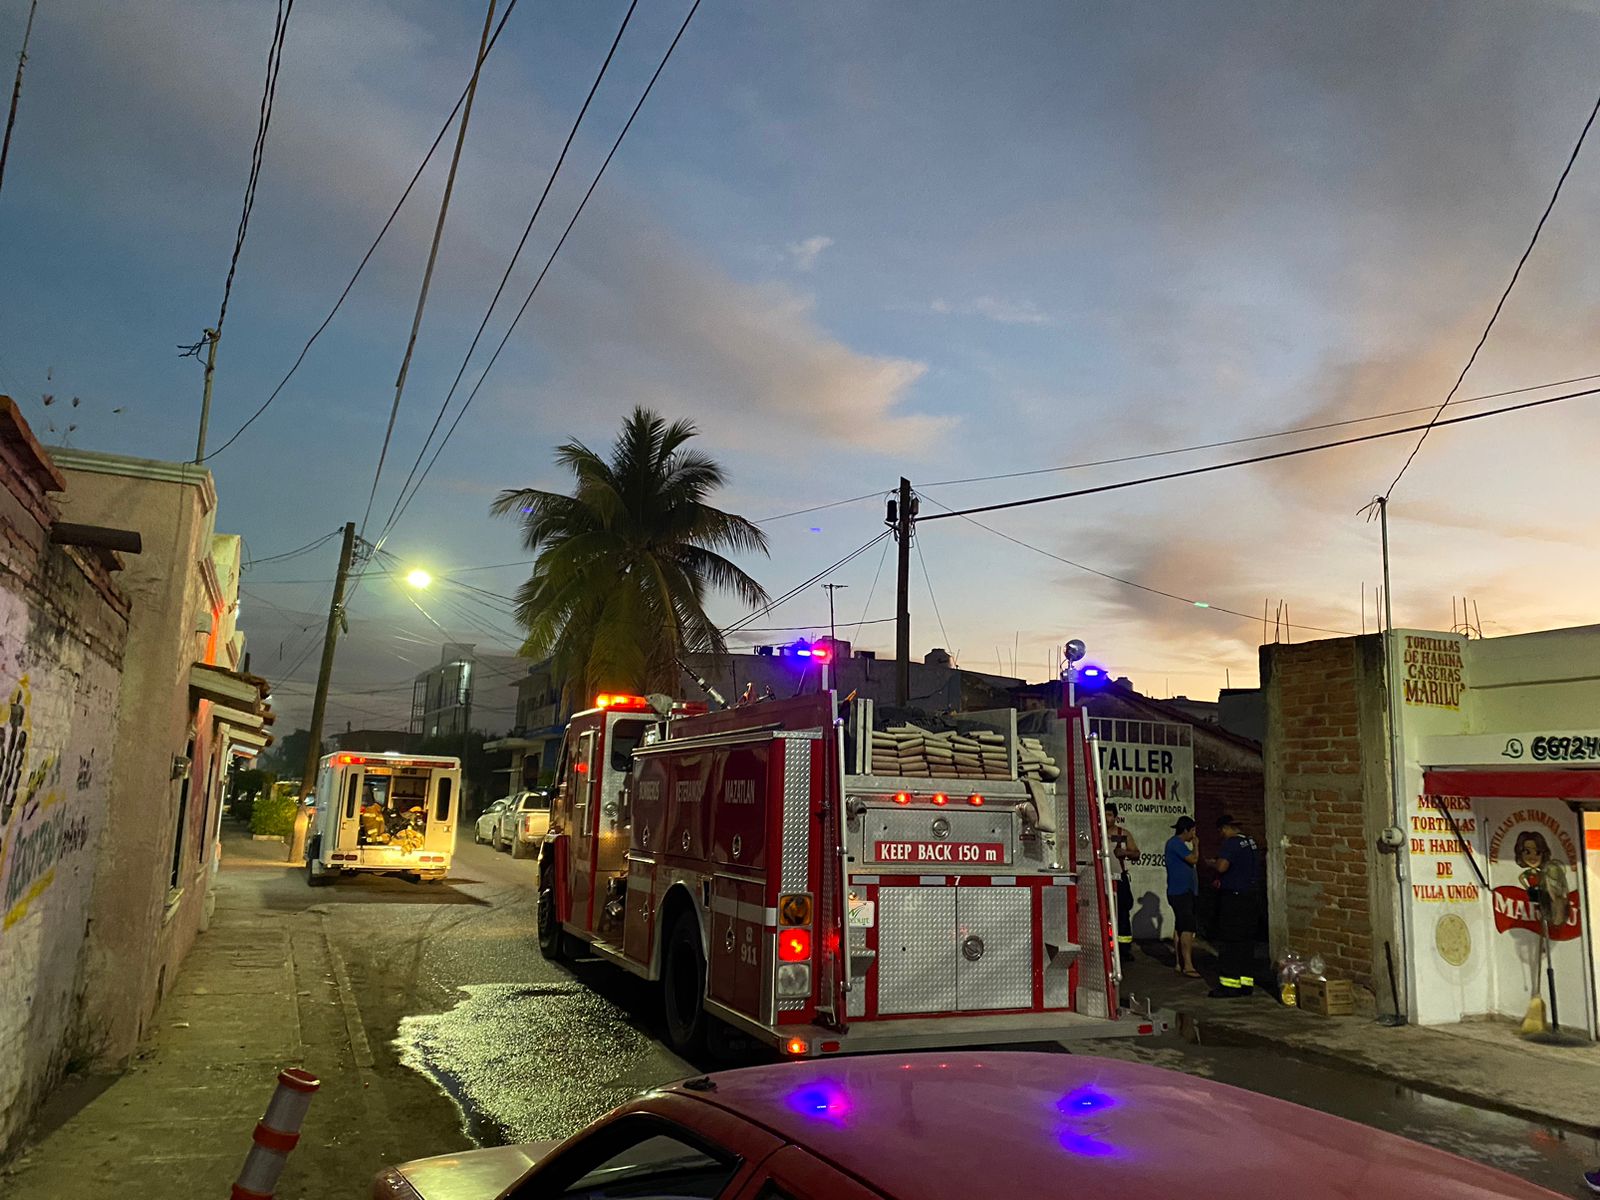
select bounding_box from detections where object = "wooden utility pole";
[299,522,357,798]
[894,477,913,705]
[0,0,38,202]
[821,582,846,692]
[193,328,219,462]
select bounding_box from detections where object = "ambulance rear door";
[332,765,364,853]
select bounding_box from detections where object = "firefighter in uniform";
[1208,813,1260,997]
[1106,803,1138,962]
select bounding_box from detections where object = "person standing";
[1165,816,1200,977]
[1208,813,1260,998]
[1105,803,1139,962]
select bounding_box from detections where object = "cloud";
[929,296,1052,326]
[786,235,833,271]
[503,202,951,456]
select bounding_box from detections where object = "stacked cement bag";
[1018,736,1060,783]
[871,724,1015,780]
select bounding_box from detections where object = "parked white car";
[494,790,551,859]
[472,797,511,846]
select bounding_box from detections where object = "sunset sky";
[2,0,1598,732]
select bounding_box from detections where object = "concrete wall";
[0,412,129,1155]
[51,453,220,1065]
[1261,636,1400,997]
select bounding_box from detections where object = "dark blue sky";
[3,0,1598,729]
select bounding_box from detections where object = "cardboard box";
[1297,976,1354,1017]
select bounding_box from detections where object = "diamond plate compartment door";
[956,887,1033,1011]
[876,887,957,1015]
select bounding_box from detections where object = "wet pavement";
[223,836,1594,1195]
[1081,1033,1598,1195]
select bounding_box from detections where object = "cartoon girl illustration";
[1514,830,1570,930]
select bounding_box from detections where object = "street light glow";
[406,569,433,588]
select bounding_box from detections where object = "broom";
[1520,920,1548,1035]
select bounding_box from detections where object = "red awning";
[1423,769,1600,800]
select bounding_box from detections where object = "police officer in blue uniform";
[1208,813,1260,998]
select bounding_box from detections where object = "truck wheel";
[537,875,566,960]
[511,838,532,860]
[662,915,707,1055]
[305,838,331,888]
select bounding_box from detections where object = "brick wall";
[1262,636,1388,989]
[1193,768,1263,862]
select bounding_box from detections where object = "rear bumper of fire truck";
[708,1001,1164,1057]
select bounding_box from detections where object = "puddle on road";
[397,982,679,1148]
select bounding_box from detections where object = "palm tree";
[491,407,769,703]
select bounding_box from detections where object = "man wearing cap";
[1165,816,1200,977]
[1209,814,1261,998]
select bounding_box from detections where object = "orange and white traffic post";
[231,1067,320,1200]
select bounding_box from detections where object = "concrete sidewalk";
[1121,946,1600,1137]
[0,832,466,1198]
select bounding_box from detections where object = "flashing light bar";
[594,693,652,711]
[331,753,459,768]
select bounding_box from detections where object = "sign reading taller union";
[1403,633,1465,709]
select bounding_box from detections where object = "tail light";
[930,792,949,806]
[778,929,812,962]
[785,1037,808,1056]
[968,793,985,806]
[893,792,912,805]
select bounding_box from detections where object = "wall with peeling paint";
[0,402,129,1156]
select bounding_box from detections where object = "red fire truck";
[535,689,1153,1057]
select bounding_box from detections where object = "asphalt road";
[240,837,1594,1195]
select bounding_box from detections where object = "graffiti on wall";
[0,678,80,930]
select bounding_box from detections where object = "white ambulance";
[304,751,462,885]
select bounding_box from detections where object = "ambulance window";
[344,775,359,820]
[435,777,453,822]
[609,720,648,771]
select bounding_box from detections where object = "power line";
[243,528,342,568]
[378,0,642,537]
[376,0,703,545]
[851,535,892,645]
[924,371,1600,489]
[0,0,39,202]
[200,2,521,462]
[723,530,891,637]
[914,536,951,653]
[1386,88,1600,498]
[360,0,502,541]
[725,370,1600,538]
[920,384,1600,523]
[210,0,294,342]
[755,491,884,524]
[729,617,896,634]
[919,493,1354,637]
